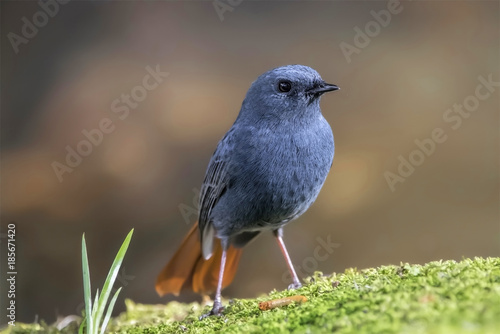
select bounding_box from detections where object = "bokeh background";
[1,0,498,325]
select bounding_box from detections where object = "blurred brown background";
[1,0,498,325]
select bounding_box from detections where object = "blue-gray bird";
[156,65,339,317]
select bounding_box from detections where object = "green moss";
[5,257,500,334]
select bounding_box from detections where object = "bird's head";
[238,65,339,123]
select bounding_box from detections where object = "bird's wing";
[198,132,233,260]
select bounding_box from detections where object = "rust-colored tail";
[155,222,242,296]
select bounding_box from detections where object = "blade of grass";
[91,289,100,333]
[81,234,93,333]
[78,316,86,334]
[93,229,134,330]
[100,287,122,334]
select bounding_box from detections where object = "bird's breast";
[233,120,333,224]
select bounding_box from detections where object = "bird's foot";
[287,281,303,290]
[199,300,225,320]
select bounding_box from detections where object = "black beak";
[307,82,340,96]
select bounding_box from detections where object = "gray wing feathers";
[198,154,230,260]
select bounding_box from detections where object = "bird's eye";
[278,80,292,93]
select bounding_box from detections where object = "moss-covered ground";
[5,257,500,334]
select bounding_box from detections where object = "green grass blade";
[94,229,134,330]
[100,287,122,334]
[92,289,99,315]
[78,316,85,334]
[91,289,100,333]
[81,234,93,334]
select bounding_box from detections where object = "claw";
[287,281,303,290]
[199,300,224,319]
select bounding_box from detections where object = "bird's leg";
[273,228,302,290]
[200,239,228,319]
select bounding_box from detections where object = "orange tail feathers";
[155,221,242,297]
